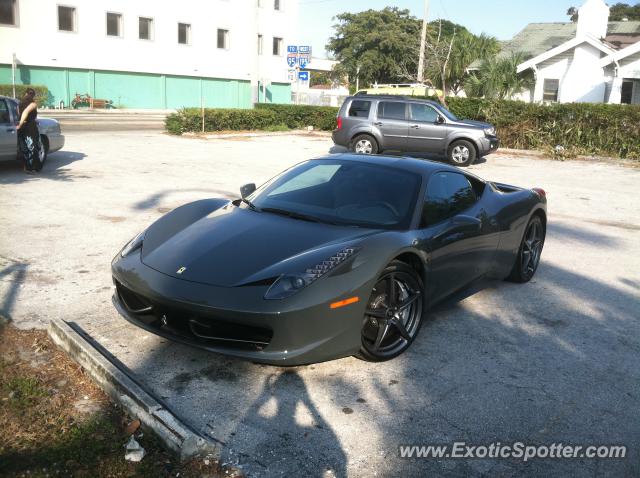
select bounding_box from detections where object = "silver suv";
[332,95,499,167]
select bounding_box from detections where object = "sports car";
[112,154,546,365]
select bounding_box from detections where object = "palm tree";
[464,53,534,99]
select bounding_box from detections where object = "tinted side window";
[410,103,439,123]
[377,101,406,120]
[422,172,477,226]
[8,100,18,123]
[0,100,9,124]
[348,100,371,118]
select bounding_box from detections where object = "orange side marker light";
[330,296,360,309]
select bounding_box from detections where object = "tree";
[326,7,421,88]
[609,2,640,20]
[464,53,534,100]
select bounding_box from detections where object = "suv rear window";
[348,100,371,118]
[377,102,406,120]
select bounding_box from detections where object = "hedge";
[166,99,640,160]
[0,84,50,107]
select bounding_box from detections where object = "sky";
[298,0,591,57]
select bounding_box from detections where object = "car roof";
[348,94,442,108]
[313,153,474,178]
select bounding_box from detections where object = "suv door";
[419,171,498,302]
[407,102,448,154]
[375,101,408,151]
[0,99,18,160]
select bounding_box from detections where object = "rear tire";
[447,139,476,167]
[37,135,48,171]
[506,215,545,283]
[350,134,378,155]
[357,260,424,362]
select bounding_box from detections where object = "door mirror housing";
[436,115,446,125]
[240,183,256,199]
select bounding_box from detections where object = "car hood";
[141,205,380,287]
[452,119,492,130]
[36,118,61,133]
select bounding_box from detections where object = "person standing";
[16,88,42,174]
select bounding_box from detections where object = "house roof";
[495,21,640,61]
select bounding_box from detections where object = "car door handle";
[373,122,383,126]
[5,128,16,133]
[410,124,420,129]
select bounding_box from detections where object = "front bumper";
[111,252,369,365]
[46,133,65,153]
[478,136,499,156]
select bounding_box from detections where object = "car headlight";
[264,246,359,300]
[484,126,496,137]
[120,230,146,257]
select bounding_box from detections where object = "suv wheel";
[447,140,476,167]
[351,134,378,155]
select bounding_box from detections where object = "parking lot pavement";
[1,132,639,477]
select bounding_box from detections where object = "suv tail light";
[532,187,546,198]
[336,116,343,130]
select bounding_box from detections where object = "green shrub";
[165,108,278,135]
[255,103,338,131]
[0,84,50,107]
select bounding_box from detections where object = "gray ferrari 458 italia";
[112,154,546,365]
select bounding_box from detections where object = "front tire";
[350,134,378,155]
[357,261,424,362]
[506,215,545,283]
[447,139,476,167]
[37,135,48,171]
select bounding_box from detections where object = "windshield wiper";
[240,198,260,211]
[261,207,323,223]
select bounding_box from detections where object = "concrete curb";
[182,130,332,140]
[48,318,219,461]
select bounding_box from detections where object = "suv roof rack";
[353,93,419,100]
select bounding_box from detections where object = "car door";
[0,99,18,160]
[418,171,498,302]
[375,101,408,151]
[407,102,448,154]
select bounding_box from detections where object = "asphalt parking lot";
[1,130,639,477]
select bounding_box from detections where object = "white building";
[0,0,299,108]
[504,0,640,104]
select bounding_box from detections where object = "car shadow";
[0,150,86,184]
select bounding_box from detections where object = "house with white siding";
[507,0,640,104]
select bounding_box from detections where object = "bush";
[165,108,278,135]
[255,103,338,131]
[0,84,50,107]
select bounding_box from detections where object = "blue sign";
[287,45,298,53]
[299,45,311,53]
[298,71,309,81]
[298,54,310,69]
[287,54,298,68]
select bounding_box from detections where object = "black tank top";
[18,101,38,136]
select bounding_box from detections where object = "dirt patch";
[0,324,241,478]
[97,215,127,223]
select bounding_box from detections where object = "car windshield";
[433,103,459,121]
[248,160,421,230]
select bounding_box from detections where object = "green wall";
[258,82,293,104]
[0,64,276,109]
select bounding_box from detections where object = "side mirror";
[436,115,445,124]
[240,183,256,199]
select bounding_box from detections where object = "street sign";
[287,45,298,53]
[287,69,296,82]
[298,71,309,81]
[298,54,310,69]
[298,45,311,54]
[286,54,298,68]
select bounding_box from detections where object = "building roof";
[498,21,640,60]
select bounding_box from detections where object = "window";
[139,17,153,40]
[348,100,371,118]
[542,79,559,102]
[0,0,17,26]
[422,172,477,227]
[410,103,439,123]
[0,100,9,124]
[106,12,122,37]
[377,101,406,121]
[273,37,283,56]
[257,34,263,55]
[217,28,229,49]
[621,80,634,104]
[58,5,76,32]
[178,22,190,44]
[274,0,281,10]
[8,99,18,124]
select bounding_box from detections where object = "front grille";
[114,280,272,350]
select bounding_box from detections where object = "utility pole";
[417,0,429,84]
